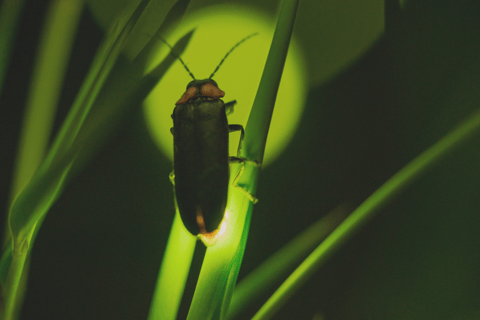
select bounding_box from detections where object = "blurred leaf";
[9,0,84,211]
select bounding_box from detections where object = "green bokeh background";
[1,0,479,319]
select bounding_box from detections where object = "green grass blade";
[0,0,26,96]
[243,0,300,164]
[251,107,480,320]
[217,196,256,320]
[227,205,349,319]
[186,1,299,319]
[9,0,84,206]
[186,179,254,320]
[147,208,196,320]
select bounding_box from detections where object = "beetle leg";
[225,100,237,115]
[229,156,261,203]
[228,124,262,202]
[228,124,245,157]
[169,171,175,186]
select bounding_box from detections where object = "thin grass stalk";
[8,0,84,216]
[147,208,196,320]
[185,0,299,319]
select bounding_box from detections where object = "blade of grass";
[187,178,253,320]
[147,205,196,320]
[186,1,299,319]
[9,0,84,214]
[3,156,74,320]
[216,190,256,320]
[242,0,299,164]
[227,205,350,320]
[251,107,480,320]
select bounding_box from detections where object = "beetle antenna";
[156,36,195,80]
[209,33,258,79]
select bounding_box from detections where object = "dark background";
[1,0,479,319]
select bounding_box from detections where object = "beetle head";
[176,79,225,105]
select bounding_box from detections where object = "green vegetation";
[1,0,479,319]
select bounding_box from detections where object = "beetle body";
[172,79,231,235]
[166,33,258,236]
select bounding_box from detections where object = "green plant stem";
[8,0,84,204]
[183,0,300,318]
[252,107,480,320]
[2,227,35,320]
[147,210,196,320]
[243,0,299,164]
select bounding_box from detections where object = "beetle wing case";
[172,99,230,235]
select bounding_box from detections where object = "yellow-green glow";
[148,210,196,320]
[144,4,307,166]
[199,210,229,246]
[187,163,253,318]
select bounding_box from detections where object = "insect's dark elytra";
[172,79,231,235]
[169,34,258,236]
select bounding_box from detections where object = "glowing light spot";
[218,219,227,237]
[199,210,230,246]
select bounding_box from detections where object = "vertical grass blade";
[251,107,480,320]
[186,1,299,319]
[9,0,84,206]
[243,0,300,164]
[186,180,253,320]
[147,209,196,320]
